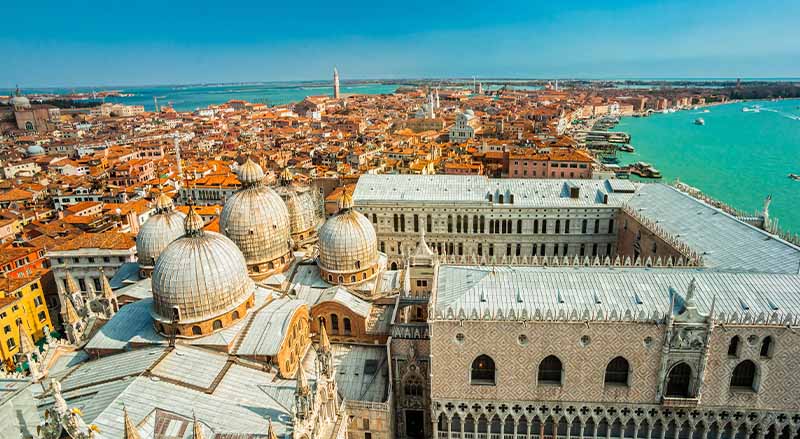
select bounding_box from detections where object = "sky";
[3,0,800,87]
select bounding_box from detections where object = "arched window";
[414,214,419,232]
[318,316,326,331]
[498,194,504,204]
[604,357,630,386]
[555,219,561,234]
[232,310,240,320]
[427,215,433,233]
[192,326,202,335]
[730,360,757,391]
[447,215,453,233]
[471,355,495,385]
[331,314,339,332]
[517,219,522,234]
[372,214,377,224]
[212,320,222,330]
[760,336,773,358]
[343,318,352,335]
[400,214,405,232]
[355,260,361,269]
[727,336,740,357]
[665,363,692,397]
[537,355,563,385]
[393,214,398,232]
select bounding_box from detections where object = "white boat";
[694,118,705,125]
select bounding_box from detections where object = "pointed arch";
[665,362,692,397]
[730,360,757,391]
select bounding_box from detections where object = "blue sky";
[3,0,800,87]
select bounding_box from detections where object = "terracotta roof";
[50,232,136,251]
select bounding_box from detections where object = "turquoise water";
[3,82,400,112]
[613,99,800,233]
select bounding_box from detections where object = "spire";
[63,295,81,326]
[192,412,205,439]
[333,67,340,99]
[51,379,68,417]
[174,137,183,180]
[319,323,331,353]
[64,270,80,295]
[685,277,697,309]
[100,269,114,302]
[266,418,279,439]
[17,319,36,357]
[123,406,142,439]
[296,365,310,396]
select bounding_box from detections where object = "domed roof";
[10,87,30,109]
[317,194,378,279]
[275,169,318,237]
[237,158,265,186]
[26,144,45,156]
[136,196,186,267]
[151,209,254,325]
[220,160,292,271]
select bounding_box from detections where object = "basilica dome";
[151,208,255,338]
[136,193,186,276]
[317,192,379,285]
[275,169,319,249]
[220,159,293,279]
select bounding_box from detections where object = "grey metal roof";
[331,344,388,403]
[1,379,42,439]
[627,184,800,274]
[109,262,143,289]
[318,286,371,317]
[434,265,800,326]
[353,174,639,207]
[234,297,306,357]
[113,278,152,301]
[35,347,330,438]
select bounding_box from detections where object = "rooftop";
[434,265,800,326]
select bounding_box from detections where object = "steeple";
[319,323,331,352]
[318,324,333,378]
[174,137,183,181]
[123,406,142,439]
[17,319,36,357]
[294,365,312,420]
[192,412,205,439]
[333,68,340,99]
[100,268,118,317]
[64,270,80,295]
[266,418,279,439]
[63,295,81,327]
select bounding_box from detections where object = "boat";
[617,144,635,153]
[694,118,705,125]
[789,173,800,181]
[601,156,620,165]
[630,162,662,179]
[703,109,710,113]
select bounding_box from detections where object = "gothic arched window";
[728,336,740,357]
[665,362,692,397]
[331,314,339,332]
[760,336,773,358]
[212,320,222,330]
[730,360,757,391]
[191,326,202,335]
[538,355,563,385]
[604,356,630,386]
[470,355,495,385]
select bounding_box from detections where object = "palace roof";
[434,265,800,326]
[353,174,639,207]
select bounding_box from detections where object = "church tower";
[333,68,340,99]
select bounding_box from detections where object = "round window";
[580,335,591,347]
[518,334,529,346]
[455,333,466,345]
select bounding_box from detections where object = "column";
[713,426,722,439]
[754,426,764,439]
[434,413,439,439]
[687,424,695,439]
[460,414,465,439]
[448,414,452,439]
[579,421,585,439]
[633,423,639,439]
[513,417,518,439]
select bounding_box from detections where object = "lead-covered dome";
[151,208,255,338]
[318,193,379,285]
[26,144,45,156]
[136,193,186,277]
[275,169,319,249]
[220,159,293,279]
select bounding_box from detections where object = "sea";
[612,99,800,234]
[3,82,402,112]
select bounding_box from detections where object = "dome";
[136,194,186,274]
[26,144,45,156]
[220,159,293,279]
[275,169,319,248]
[151,208,255,337]
[10,87,31,109]
[317,192,379,285]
